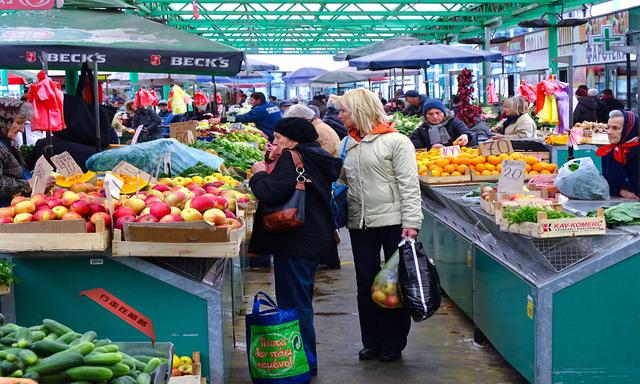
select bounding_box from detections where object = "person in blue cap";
[410,98,474,150]
[210,92,282,141]
[401,90,428,117]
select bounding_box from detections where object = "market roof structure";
[127,0,607,54]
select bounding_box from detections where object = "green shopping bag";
[246,291,311,384]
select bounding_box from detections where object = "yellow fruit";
[173,354,180,369]
[443,164,456,174]
[192,176,203,184]
[431,170,441,177]
[491,170,500,176]
[511,152,524,160]
[475,164,486,173]
[435,159,449,168]
[541,170,551,174]
[457,165,468,174]
[529,170,539,176]
[532,163,544,172]
[487,155,501,165]
[55,171,96,188]
[481,170,492,176]
[525,164,532,172]
[451,171,462,176]
[485,163,496,171]
[180,356,193,366]
[524,156,538,165]
[440,172,451,177]
[496,163,502,172]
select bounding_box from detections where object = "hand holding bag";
[398,238,441,322]
[330,139,349,229]
[262,150,308,233]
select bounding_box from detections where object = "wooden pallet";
[0,220,110,253]
[496,207,605,238]
[112,221,243,258]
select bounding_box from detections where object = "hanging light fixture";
[459,37,484,45]
[490,36,513,44]
[517,5,588,29]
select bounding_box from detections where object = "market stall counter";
[420,182,640,384]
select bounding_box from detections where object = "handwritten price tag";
[498,160,526,193]
[112,161,157,184]
[104,172,124,200]
[30,155,54,196]
[50,151,83,177]
[170,121,198,144]
[130,125,144,145]
[441,145,461,158]
[479,139,514,157]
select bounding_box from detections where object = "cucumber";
[95,345,119,353]
[0,359,18,375]
[84,352,123,366]
[43,333,59,341]
[68,341,95,356]
[42,319,74,336]
[142,357,161,374]
[57,331,80,344]
[0,313,5,325]
[105,363,130,378]
[15,327,30,348]
[28,330,46,342]
[22,371,39,380]
[80,331,97,343]
[25,350,84,376]
[119,353,145,372]
[0,336,16,346]
[0,323,18,335]
[9,369,23,377]
[136,372,151,384]
[66,366,114,381]
[4,348,39,366]
[111,376,136,384]
[38,372,67,384]
[69,382,94,384]
[31,340,70,356]
[93,339,111,348]
[132,355,152,363]
[5,352,18,362]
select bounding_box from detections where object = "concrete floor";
[230,230,528,383]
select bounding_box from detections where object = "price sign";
[498,160,526,193]
[169,121,198,144]
[112,161,157,184]
[50,152,83,177]
[441,145,461,158]
[130,125,144,145]
[479,139,514,157]
[30,156,54,196]
[104,172,124,200]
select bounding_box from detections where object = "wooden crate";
[497,207,606,238]
[0,220,110,253]
[169,351,204,384]
[0,285,10,295]
[471,170,499,182]
[419,168,471,185]
[112,221,243,258]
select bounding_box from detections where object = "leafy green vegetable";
[190,139,263,170]
[179,162,216,178]
[504,206,574,225]
[0,260,18,286]
[20,145,33,160]
[592,203,640,225]
[390,112,422,136]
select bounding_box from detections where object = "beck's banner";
[80,288,157,342]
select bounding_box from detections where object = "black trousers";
[349,225,411,353]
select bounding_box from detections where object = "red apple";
[52,189,66,199]
[47,198,63,209]
[170,207,181,215]
[384,295,400,308]
[90,204,106,214]
[115,215,136,230]
[150,202,171,219]
[52,206,68,219]
[70,200,91,217]
[224,209,236,219]
[33,208,56,222]
[123,198,146,214]
[225,218,243,229]
[14,200,36,214]
[0,207,14,218]
[205,186,221,195]
[203,208,226,225]
[189,187,206,196]
[144,196,162,206]
[90,212,111,228]
[85,221,96,233]
[114,206,136,220]
[61,211,83,220]
[237,194,251,205]
[212,196,228,210]
[10,196,27,206]
[165,191,187,208]
[137,214,159,223]
[61,191,80,207]
[147,190,165,200]
[159,214,184,223]
[224,197,236,212]
[0,217,13,224]
[14,212,33,223]
[152,184,170,192]
[30,193,48,208]
[180,208,203,221]
[190,195,216,213]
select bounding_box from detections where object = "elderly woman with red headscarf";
[597,110,640,199]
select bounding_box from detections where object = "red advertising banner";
[80,288,156,342]
[0,0,55,10]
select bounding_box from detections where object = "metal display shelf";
[422,191,640,383]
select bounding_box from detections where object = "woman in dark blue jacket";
[597,110,640,199]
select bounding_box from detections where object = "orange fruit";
[525,156,538,165]
[499,153,510,161]
[418,166,428,176]
[485,163,496,171]
[545,163,557,172]
[487,155,501,165]
[532,163,544,172]
[457,165,468,174]
[474,156,487,165]
[451,171,462,176]
[445,156,455,164]
[491,170,500,176]
[529,170,539,176]
[511,152,524,160]
[525,164,532,172]
[441,172,450,177]
[431,169,441,177]
[475,164,487,173]
[496,163,502,172]
[435,159,449,168]
[443,164,456,174]
[481,170,492,176]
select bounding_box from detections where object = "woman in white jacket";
[492,96,537,139]
[334,89,423,363]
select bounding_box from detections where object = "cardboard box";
[496,206,605,238]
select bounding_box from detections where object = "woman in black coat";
[132,107,162,142]
[249,117,343,377]
[410,98,474,150]
[573,95,598,124]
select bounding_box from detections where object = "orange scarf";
[348,122,397,142]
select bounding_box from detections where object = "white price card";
[104,172,124,200]
[130,125,144,145]
[30,155,54,196]
[441,145,461,158]
[50,151,83,177]
[498,160,526,193]
[112,161,157,184]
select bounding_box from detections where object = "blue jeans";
[273,256,319,372]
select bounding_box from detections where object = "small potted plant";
[0,260,17,295]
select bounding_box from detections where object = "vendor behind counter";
[597,110,640,200]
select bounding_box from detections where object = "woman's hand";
[251,161,267,174]
[454,134,469,146]
[431,143,444,149]
[267,143,282,162]
[620,189,640,200]
[401,228,418,239]
[492,133,505,140]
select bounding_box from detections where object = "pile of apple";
[171,354,195,377]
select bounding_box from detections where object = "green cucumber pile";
[0,315,166,383]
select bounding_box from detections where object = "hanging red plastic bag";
[193,90,208,106]
[27,71,66,132]
[134,88,158,109]
[487,83,499,104]
[518,81,536,104]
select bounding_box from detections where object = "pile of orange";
[416,148,557,178]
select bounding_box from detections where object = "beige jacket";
[340,132,423,230]
[495,113,538,139]
[312,119,340,156]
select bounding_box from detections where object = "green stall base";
[551,145,602,173]
[3,255,235,383]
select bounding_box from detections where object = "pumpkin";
[55,171,97,188]
[114,174,149,195]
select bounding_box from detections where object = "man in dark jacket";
[601,89,625,115]
[410,99,474,150]
[307,94,327,118]
[249,117,343,377]
[132,107,162,143]
[322,104,347,139]
[210,92,281,141]
[401,90,429,117]
[573,88,598,124]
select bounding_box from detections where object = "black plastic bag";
[398,238,441,322]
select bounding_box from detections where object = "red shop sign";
[0,0,55,10]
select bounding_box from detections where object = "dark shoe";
[310,367,318,376]
[379,350,402,362]
[358,348,380,360]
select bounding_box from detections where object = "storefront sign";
[0,0,54,10]
[80,288,156,342]
[582,12,628,65]
[524,31,549,71]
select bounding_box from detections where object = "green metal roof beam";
[152,10,508,16]
[146,0,552,3]
[169,19,480,26]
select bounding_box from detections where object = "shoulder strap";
[286,150,307,190]
[340,138,348,160]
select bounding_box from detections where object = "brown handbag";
[261,150,308,233]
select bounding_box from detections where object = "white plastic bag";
[554,157,609,200]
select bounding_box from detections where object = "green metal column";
[162,84,171,100]
[482,26,491,105]
[130,72,139,92]
[0,70,7,96]
[65,70,79,95]
[548,14,559,74]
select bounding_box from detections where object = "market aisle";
[230,230,527,383]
